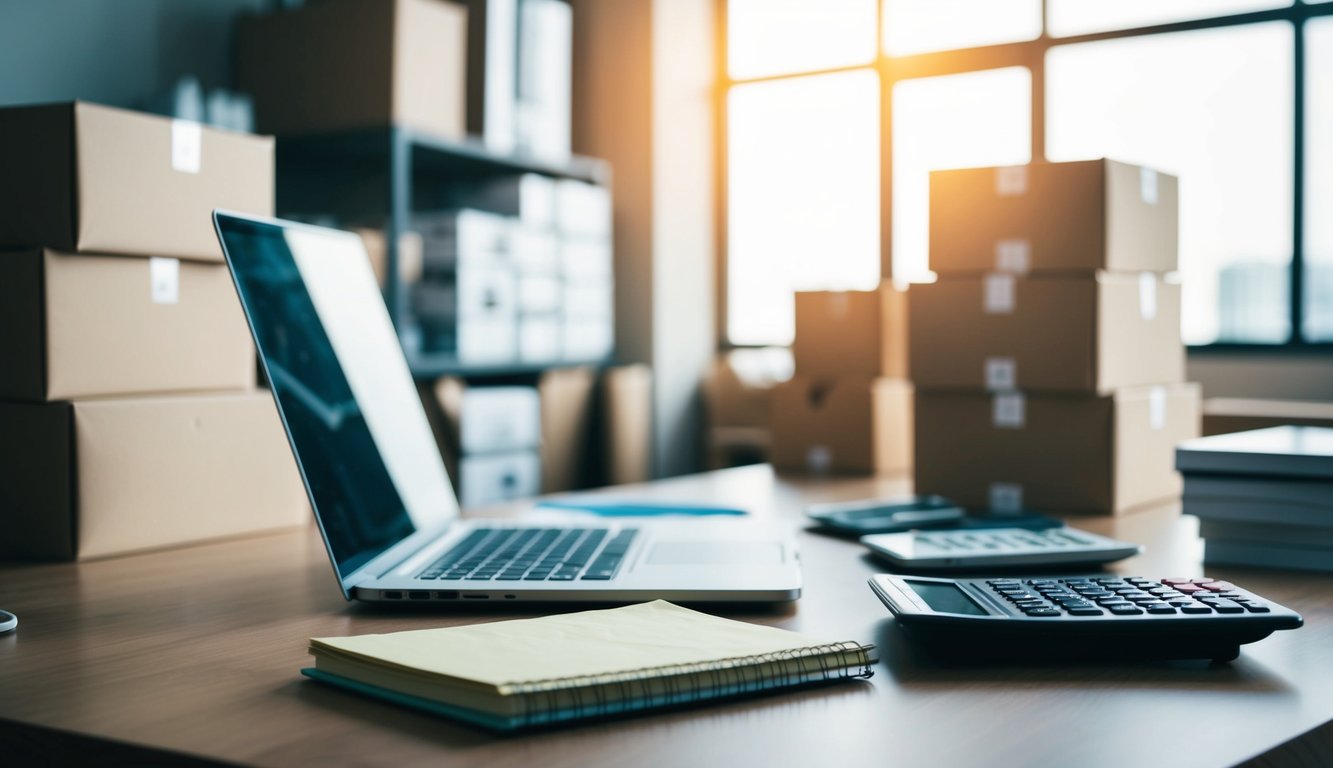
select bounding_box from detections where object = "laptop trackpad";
[646,541,782,566]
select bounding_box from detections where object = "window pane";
[883,0,1041,56]
[1048,0,1292,37]
[1047,24,1293,345]
[892,67,1031,284]
[728,0,877,80]
[1307,17,1333,340]
[727,70,880,346]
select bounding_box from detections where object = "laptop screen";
[215,213,456,582]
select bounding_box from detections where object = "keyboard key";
[547,573,576,581]
[1068,607,1104,616]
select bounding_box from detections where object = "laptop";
[213,211,801,604]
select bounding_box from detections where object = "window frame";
[716,1,1333,353]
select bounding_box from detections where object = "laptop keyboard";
[417,528,639,582]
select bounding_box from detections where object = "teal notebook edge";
[301,653,874,732]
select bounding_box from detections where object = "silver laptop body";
[213,211,801,604]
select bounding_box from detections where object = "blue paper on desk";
[535,499,748,517]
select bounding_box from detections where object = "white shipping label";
[171,120,202,174]
[984,274,1016,314]
[1140,167,1159,205]
[995,166,1028,196]
[992,392,1026,429]
[1149,385,1167,431]
[1139,272,1158,320]
[989,483,1024,514]
[805,445,832,474]
[985,357,1017,391]
[995,239,1031,274]
[149,257,180,304]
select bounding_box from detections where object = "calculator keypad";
[984,577,1273,617]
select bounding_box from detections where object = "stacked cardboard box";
[913,159,1201,514]
[703,348,792,470]
[770,286,913,475]
[0,102,307,560]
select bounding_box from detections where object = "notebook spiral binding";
[505,640,874,727]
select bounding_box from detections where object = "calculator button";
[1179,604,1213,614]
[1200,581,1235,591]
[1167,598,1196,606]
[1067,607,1104,616]
[1145,605,1177,614]
[988,580,1022,587]
[1096,597,1132,606]
[1108,605,1143,615]
[1148,587,1176,596]
[1076,589,1114,598]
[1161,577,1193,585]
[1241,603,1271,613]
[1028,579,1058,587]
[1024,609,1061,617]
[1207,600,1245,614]
[1174,584,1207,594]
[1211,591,1242,599]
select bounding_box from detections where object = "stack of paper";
[1176,426,1333,572]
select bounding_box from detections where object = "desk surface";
[1,466,1331,768]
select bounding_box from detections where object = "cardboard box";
[704,348,794,430]
[930,159,1178,275]
[0,102,273,261]
[539,366,597,492]
[0,249,256,401]
[603,365,652,485]
[910,273,1183,393]
[236,0,467,139]
[793,286,908,379]
[0,391,308,561]
[914,384,1201,515]
[459,450,541,507]
[1202,397,1333,436]
[355,228,424,287]
[707,426,771,471]
[425,379,540,454]
[770,378,913,476]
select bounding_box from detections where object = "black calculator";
[869,574,1304,662]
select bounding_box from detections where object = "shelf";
[276,126,611,185]
[407,353,615,380]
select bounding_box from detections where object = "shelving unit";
[275,125,613,380]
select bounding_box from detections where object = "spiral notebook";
[302,600,874,731]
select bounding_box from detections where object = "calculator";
[869,574,1304,662]
[861,526,1142,571]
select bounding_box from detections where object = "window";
[1047,24,1293,344]
[721,0,1333,348]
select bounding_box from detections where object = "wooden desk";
[1,465,1330,767]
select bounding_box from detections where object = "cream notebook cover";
[304,600,874,730]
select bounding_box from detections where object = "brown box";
[0,391,309,561]
[704,348,793,430]
[539,366,597,492]
[1202,398,1333,436]
[910,273,1183,393]
[0,249,256,401]
[0,102,274,262]
[770,377,913,475]
[793,285,908,379]
[603,365,652,485]
[914,384,1201,515]
[236,0,467,139]
[930,159,1178,275]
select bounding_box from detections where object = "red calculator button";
[1175,584,1206,593]
[1201,581,1235,591]
[1161,578,1193,585]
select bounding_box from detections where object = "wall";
[0,0,265,110]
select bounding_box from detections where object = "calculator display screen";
[906,581,987,615]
